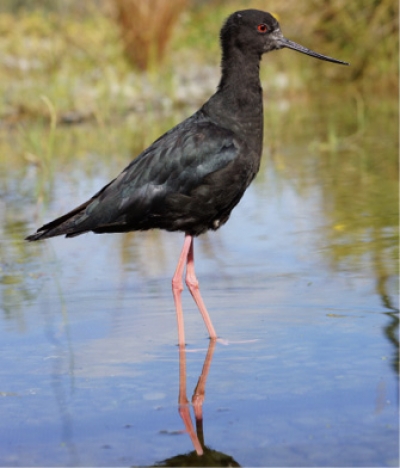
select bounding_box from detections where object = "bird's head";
[221,9,349,65]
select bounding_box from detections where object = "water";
[0,90,398,466]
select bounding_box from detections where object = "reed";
[111,0,187,70]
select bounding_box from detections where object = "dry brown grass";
[111,0,187,70]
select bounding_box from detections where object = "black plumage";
[26,10,348,344]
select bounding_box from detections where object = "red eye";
[257,23,269,33]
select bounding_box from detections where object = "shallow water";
[0,90,398,466]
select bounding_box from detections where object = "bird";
[26,9,348,346]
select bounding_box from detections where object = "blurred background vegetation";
[0,0,397,135]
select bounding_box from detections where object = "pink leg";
[185,239,217,340]
[172,235,193,346]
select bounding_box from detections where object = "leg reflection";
[178,339,216,456]
[156,340,239,466]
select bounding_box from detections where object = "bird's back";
[27,105,261,241]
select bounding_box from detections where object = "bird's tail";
[25,199,92,241]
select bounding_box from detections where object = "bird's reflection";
[155,339,240,467]
[377,274,399,375]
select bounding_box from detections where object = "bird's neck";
[203,49,264,154]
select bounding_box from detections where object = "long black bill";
[279,37,349,66]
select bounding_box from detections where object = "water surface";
[0,90,398,466]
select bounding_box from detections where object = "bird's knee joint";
[185,275,199,290]
[172,278,184,293]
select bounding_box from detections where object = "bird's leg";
[172,234,193,346]
[185,239,217,340]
